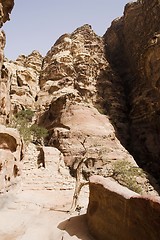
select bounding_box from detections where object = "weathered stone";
[0,0,14,124]
[0,124,23,192]
[0,0,14,26]
[38,24,110,110]
[104,0,160,183]
[87,175,160,240]
[0,51,43,118]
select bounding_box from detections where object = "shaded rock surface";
[87,175,160,240]
[104,0,160,183]
[0,0,14,26]
[0,0,14,122]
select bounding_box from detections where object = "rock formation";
[37,25,132,173]
[104,0,160,184]
[0,15,159,196]
[0,124,23,192]
[1,0,160,239]
[0,0,14,124]
[87,175,160,240]
[3,50,43,116]
[0,0,14,27]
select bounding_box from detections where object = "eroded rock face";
[104,0,160,183]
[0,0,14,26]
[0,51,43,123]
[0,124,23,192]
[34,24,158,195]
[38,24,108,109]
[38,25,129,168]
[0,0,14,124]
[87,175,160,240]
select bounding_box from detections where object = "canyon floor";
[0,145,94,240]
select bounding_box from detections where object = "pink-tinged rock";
[0,124,23,192]
[87,175,160,240]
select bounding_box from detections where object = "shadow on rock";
[58,214,95,240]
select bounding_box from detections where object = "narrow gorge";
[0,0,160,239]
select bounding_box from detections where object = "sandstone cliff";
[1,0,160,239]
[0,17,159,195]
[0,0,14,123]
[104,0,160,184]
[37,24,132,174]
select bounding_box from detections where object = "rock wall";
[0,0,14,27]
[0,0,160,196]
[5,51,42,113]
[0,124,23,192]
[0,0,14,124]
[104,0,160,183]
[87,175,160,240]
[37,25,130,174]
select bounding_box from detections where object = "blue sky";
[3,0,129,60]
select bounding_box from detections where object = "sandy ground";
[0,187,95,240]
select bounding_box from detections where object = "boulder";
[87,175,160,240]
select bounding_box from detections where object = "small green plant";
[30,124,48,143]
[9,109,48,144]
[112,160,145,194]
[14,109,34,121]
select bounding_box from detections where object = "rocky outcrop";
[0,0,14,26]
[0,0,13,124]
[104,0,160,183]
[0,124,23,192]
[0,51,43,123]
[38,25,130,172]
[38,25,108,109]
[6,51,42,112]
[87,175,160,240]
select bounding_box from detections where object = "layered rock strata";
[104,0,160,183]
[87,175,160,240]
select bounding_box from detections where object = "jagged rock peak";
[15,50,43,72]
[53,24,97,47]
[38,23,108,108]
[71,24,97,38]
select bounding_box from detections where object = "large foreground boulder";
[87,175,160,240]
